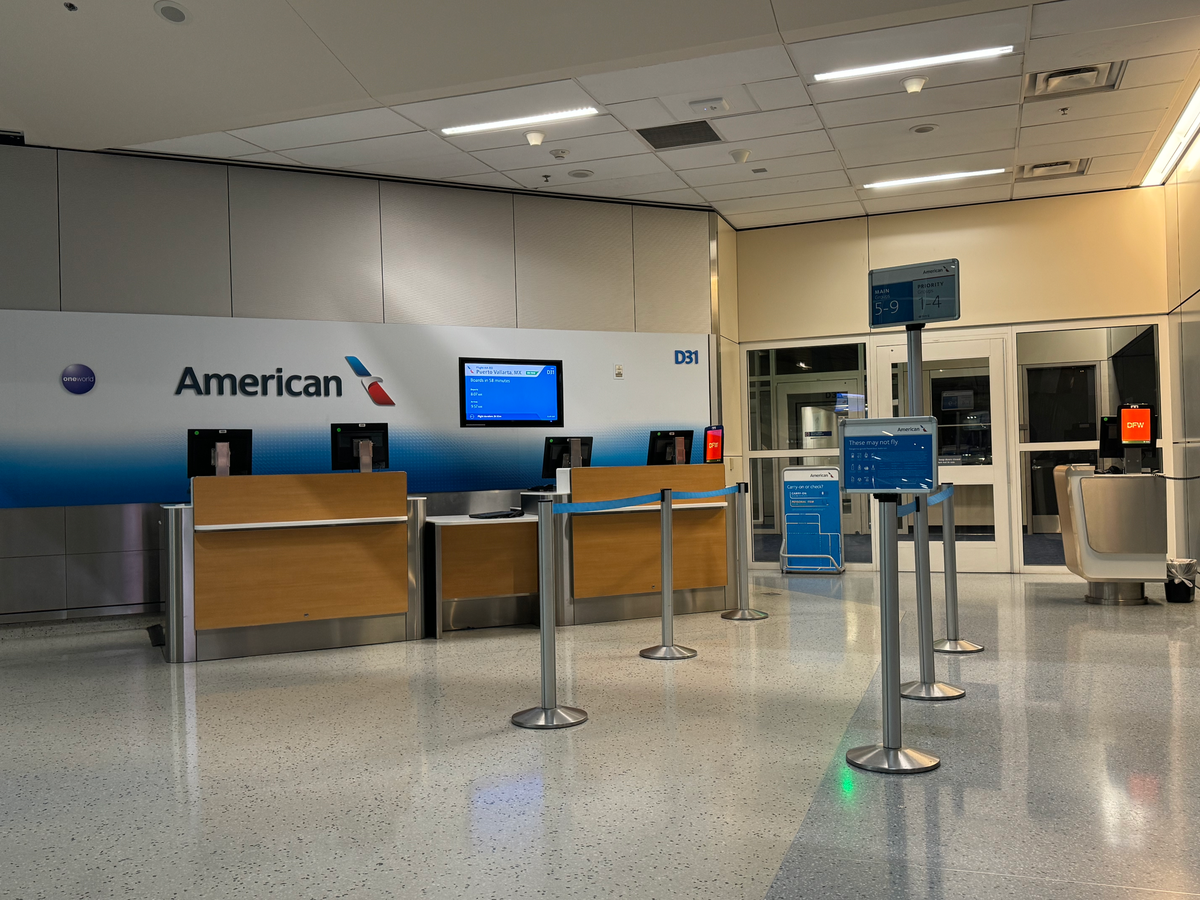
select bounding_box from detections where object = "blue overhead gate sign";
[780,466,844,574]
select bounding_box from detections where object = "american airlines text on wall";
[172,356,395,405]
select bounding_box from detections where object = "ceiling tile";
[1019,110,1166,146]
[831,105,1018,150]
[818,77,1021,129]
[1025,17,1200,72]
[228,108,420,151]
[1012,172,1134,198]
[1014,132,1154,164]
[283,131,460,168]
[657,84,761,121]
[231,151,300,165]
[862,183,1012,214]
[347,152,494,180]
[502,152,670,189]
[540,171,689,197]
[126,131,264,158]
[577,46,795,103]
[1032,0,1200,38]
[679,150,843,186]
[726,201,864,229]
[391,80,603,132]
[657,129,833,170]
[745,77,812,110]
[697,168,850,202]
[473,131,647,171]
[1020,83,1178,127]
[848,150,1017,187]
[806,55,1025,104]
[606,99,677,130]
[624,187,707,204]
[786,9,1029,81]
[442,172,522,188]
[1086,152,1145,174]
[840,129,1016,169]
[714,186,860,215]
[444,115,626,151]
[1121,51,1199,88]
[711,106,823,142]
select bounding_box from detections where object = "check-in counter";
[162,472,418,661]
[429,465,735,633]
[1053,464,1167,604]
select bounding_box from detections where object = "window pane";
[893,358,992,464]
[1026,366,1097,442]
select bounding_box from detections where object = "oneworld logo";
[345,356,395,406]
[61,363,96,395]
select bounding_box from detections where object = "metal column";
[900,324,964,701]
[723,482,768,621]
[641,488,697,659]
[933,490,983,653]
[160,504,196,664]
[847,495,940,774]
[512,498,587,729]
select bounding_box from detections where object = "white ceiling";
[5,0,1200,229]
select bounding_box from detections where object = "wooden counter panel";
[194,524,407,629]
[193,472,407,527]
[438,521,538,600]
[570,464,724,503]
[572,508,726,599]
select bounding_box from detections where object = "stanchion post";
[900,323,964,702]
[723,482,768,621]
[847,494,940,774]
[641,488,697,660]
[512,498,588,729]
[934,490,983,654]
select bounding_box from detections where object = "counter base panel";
[196,612,407,661]
[575,586,728,625]
[442,594,537,631]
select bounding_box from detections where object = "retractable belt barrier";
[896,484,954,519]
[552,485,738,516]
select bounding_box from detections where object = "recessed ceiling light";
[154,0,188,23]
[910,124,938,134]
[1142,79,1200,186]
[442,107,598,136]
[568,169,593,179]
[813,46,1014,82]
[863,168,1007,189]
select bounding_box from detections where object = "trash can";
[1165,558,1197,603]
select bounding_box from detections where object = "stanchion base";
[900,680,965,701]
[846,744,940,774]
[639,644,697,660]
[511,706,588,729]
[721,608,769,621]
[934,638,984,654]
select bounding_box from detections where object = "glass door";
[873,335,1012,573]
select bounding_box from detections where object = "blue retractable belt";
[896,484,954,519]
[553,484,737,515]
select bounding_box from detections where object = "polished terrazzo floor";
[2,572,1198,899]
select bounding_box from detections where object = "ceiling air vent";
[1025,62,1123,99]
[637,120,722,150]
[1017,159,1089,180]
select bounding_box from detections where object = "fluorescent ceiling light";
[1141,80,1200,186]
[863,168,1007,189]
[442,107,598,136]
[814,46,1014,82]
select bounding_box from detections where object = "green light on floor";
[840,766,856,800]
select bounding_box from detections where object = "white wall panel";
[381,183,516,327]
[514,195,634,332]
[59,152,231,317]
[229,167,383,322]
[0,145,58,311]
[632,206,710,334]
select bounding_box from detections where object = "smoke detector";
[689,97,730,115]
[549,148,569,160]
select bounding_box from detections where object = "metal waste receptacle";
[1166,558,1196,603]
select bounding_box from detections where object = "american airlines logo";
[345,356,395,406]
[171,355,395,404]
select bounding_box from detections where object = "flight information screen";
[459,358,564,427]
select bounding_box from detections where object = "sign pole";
[846,493,939,774]
[900,324,964,702]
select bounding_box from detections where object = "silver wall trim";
[442,594,538,631]
[0,602,162,626]
[406,497,426,641]
[194,515,405,533]
[160,504,196,663]
[574,586,727,625]
[196,613,407,661]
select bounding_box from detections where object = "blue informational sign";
[780,467,843,573]
[840,417,938,494]
[869,259,960,328]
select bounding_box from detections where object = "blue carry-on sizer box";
[780,466,844,574]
